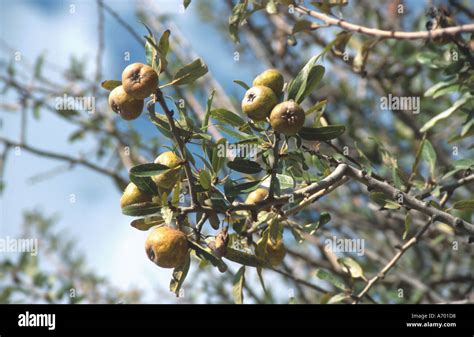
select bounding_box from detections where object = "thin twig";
[353,192,452,303]
[0,136,127,188]
[151,89,199,206]
[295,4,474,40]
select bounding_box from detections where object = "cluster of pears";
[120,151,189,269]
[108,63,158,120]
[241,69,305,136]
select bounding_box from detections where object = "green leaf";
[337,257,366,280]
[188,240,227,272]
[121,202,161,216]
[416,51,436,64]
[424,80,455,98]
[208,212,220,230]
[233,266,246,304]
[452,199,474,211]
[144,35,158,72]
[290,227,305,244]
[211,138,227,173]
[224,247,264,267]
[171,181,182,206]
[68,130,85,143]
[34,53,46,79]
[202,90,215,135]
[157,30,171,74]
[130,216,164,231]
[167,58,208,86]
[276,174,295,189]
[403,212,412,240]
[196,153,213,172]
[130,163,172,177]
[225,180,262,198]
[129,175,158,196]
[228,0,248,43]
[227,159,262,174]
[292,20,320,34]
[215,124,251,140]
[204,196,229,212]
[314,269,346,291]
[332,31,352,56]
[421,139,437,178]
[420,94,471,133]
[199,170,212,190]
[233,80,250,90]
[452,159,474,170]
[411,137,426,178]
[353,38,380,73]
[32,101,42,119]
[101,80,121,91]
[170,254,191,296]
[287,54,325,103]
[369,192,388,208]
[298,125,345,141]
[327,293,349,304]
[183,0,191,9]
[211,108,247,128]
[306,99,327,117]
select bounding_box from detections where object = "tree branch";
[344,165,474,235]
[0,136,127,188]
[295,4,474,40]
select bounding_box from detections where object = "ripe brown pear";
[269,100,305,135]
[145,226,189,269]
[108,85,144,120]
[122,63,158,100]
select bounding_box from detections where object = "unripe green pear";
[152,151,182,190]
[242,86,278,121]
[265,239,286,266]
[253,69,284,95]
[120,182,152,208]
